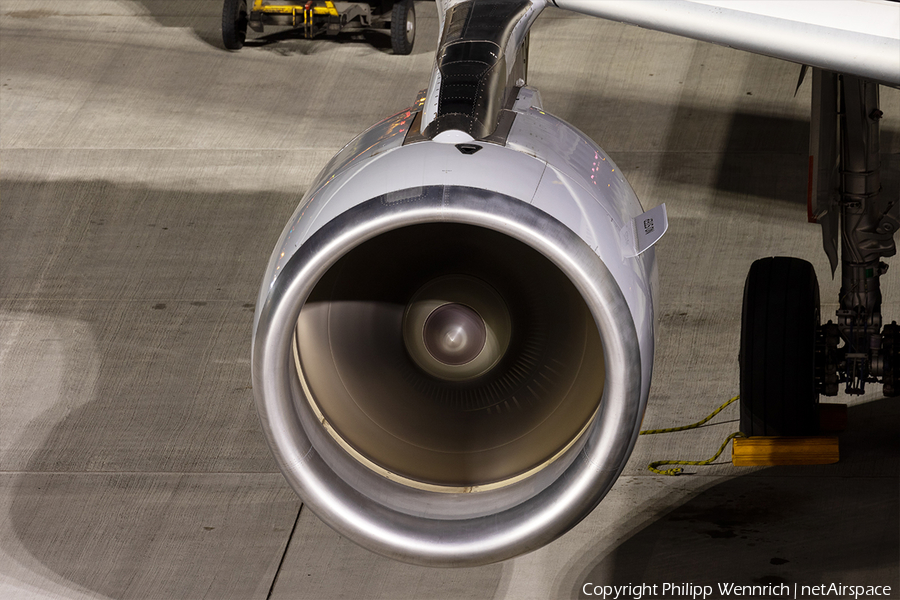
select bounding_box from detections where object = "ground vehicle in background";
[222,0,416,54]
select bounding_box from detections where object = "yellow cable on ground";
[638,395,746,475]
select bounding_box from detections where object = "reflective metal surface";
[421,303,487,366]
[252,186,645,565]
[403,275,511,381]
[422,0,547,133]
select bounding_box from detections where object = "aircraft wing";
[551,0,900,87]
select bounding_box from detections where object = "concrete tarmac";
[1,1,898,598]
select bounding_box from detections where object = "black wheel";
[739,257,820,436]
[882,322,900,396]
[391,0,415,55]
[223,0,249,50]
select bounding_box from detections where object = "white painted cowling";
[251,87,661,566]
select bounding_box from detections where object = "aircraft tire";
[223,0,249,51]
[391,0,416,55]
[740,256,820,436]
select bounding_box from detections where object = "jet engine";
[251,86,664,566]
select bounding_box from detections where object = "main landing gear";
[740,72,895,436]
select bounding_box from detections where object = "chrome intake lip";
[252,185,643,566]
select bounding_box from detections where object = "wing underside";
[551,0,900,87]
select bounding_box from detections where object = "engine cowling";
[251,90,659,566]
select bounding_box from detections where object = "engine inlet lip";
[252,185,643,566]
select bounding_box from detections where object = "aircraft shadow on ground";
[1,178,297,598]
[561,93,898,208]
[559,398,900,599]
[710,113,898,207]
[1,177,504,600]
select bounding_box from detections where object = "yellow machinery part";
[252,1,339,16]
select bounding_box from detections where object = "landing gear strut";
[740,72,895,434]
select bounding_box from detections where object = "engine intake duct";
[294,223,605,490]
[253,186,643,565]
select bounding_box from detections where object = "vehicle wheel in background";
[223,0,249,50]
[391,0,416,55]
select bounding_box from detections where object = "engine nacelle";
[251,88,660,566]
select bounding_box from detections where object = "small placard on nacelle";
[621,204,668,258]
